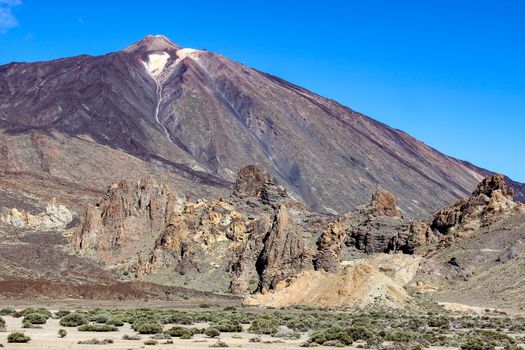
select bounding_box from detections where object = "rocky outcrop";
[233,165,288,205]
[430,174,523,239]
[255,205,313,292]
[137,199,248,284]
[368,188,401,217]
[313,218,350,272]
[72,176,181,253]
[389,221,437,254]
[0,199,73,230]
[233,165,272,198]
[245,253,420,309]
[71,171,524,303]
[314,188,430,271]
[472,174,514,198]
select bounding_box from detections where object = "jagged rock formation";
[368,187,401,217]
[70,168,525,309]
[233,164,288,205]
[0,199,73,230]
[136,198,250,292]
[72,176,181,255]
[428,174,524,251]
[233,165,272,198]
[255,205,313,291]
[72,165,313,293]
[314,188,427,272]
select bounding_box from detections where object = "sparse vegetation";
[60,312,88,327]
[23,312,47,325]
[132,317,164,334]
[78,323,118,332]
[7,332,31,343]
[210,339,229,347]
[77,338,113,345]
[123,334,141,340]
[205,327,221,338]
[0,307,16,316]
[0,305,523,349]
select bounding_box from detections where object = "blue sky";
[1,1,523,181]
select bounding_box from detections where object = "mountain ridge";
[0,34,522,218]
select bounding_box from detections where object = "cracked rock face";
[255,205,313,292]
[368,187,401,218]
[430,174,522,239]
[233,165,272,198]
[72,176,181,253]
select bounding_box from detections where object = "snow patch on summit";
[175,48,201,64]
[142,52,170,77]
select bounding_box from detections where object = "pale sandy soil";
[0,299,240,310]
[0,316,309,349]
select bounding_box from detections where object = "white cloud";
[0,0,21,33]
[0,0,22,6]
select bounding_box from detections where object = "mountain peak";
[123,34,181,54]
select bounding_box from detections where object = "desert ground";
[1,301,525,350]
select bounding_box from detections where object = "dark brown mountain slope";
[1,35,522,217]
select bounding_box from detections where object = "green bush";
[55,310,71,318]
[59,329,67,338]
[428,316,450,329]
[90,313,111,324]
[0,316,5,331]
[164,326,193,337]
[212,320,243,332]
[106,317,124,326]
[132,317,163,334]
[78,323,118,332]
[248,319,279,334]
[384,330,419,343]
[60,312,88,327]
[205,327,221,338]
[144,339,158,345]
[171,313,194,325]
[461,336,495,350]
[22,320,32,328]
[309,326,353,346]
[181,332,193,339]
[23,312,47,325]
[19,308,51,318]
[8,332,31,343]
[0,307,16,316]
[348,326,376,341]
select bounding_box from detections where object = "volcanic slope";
[1,34,522,216]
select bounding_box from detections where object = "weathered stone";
[233,165,272,198]
[72,176,179,251]
[255,205,312,292]
[473,174,514,198]
[369,188,401,217]
[430,175,521,237]
[0,199,73,230]
[314,218,349,272]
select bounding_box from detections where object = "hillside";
[1,35,521,218]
